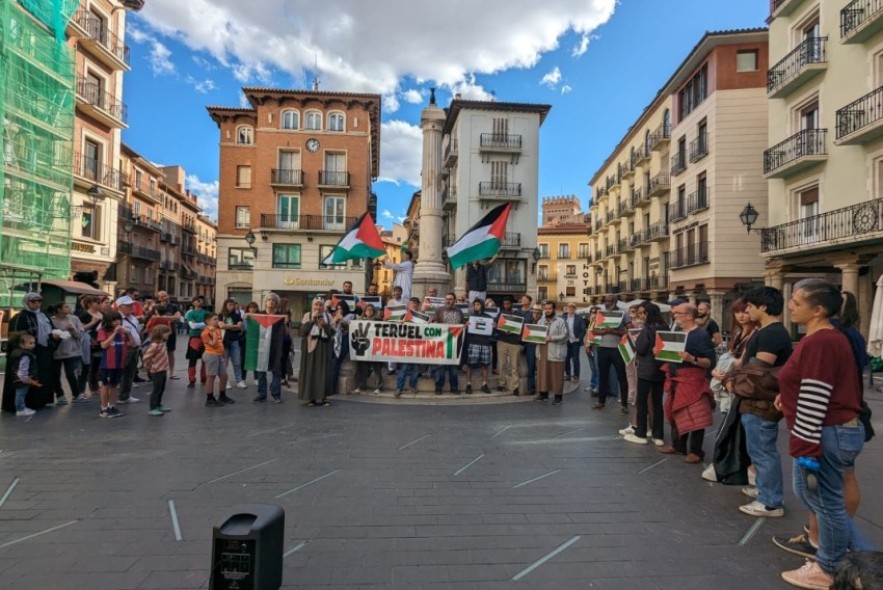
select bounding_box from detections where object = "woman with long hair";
[777,280,872,589]
[624,301,667,445]
[710,298,757,414]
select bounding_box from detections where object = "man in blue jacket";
[563,303,587,382]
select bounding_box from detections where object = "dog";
[831,552,883,589]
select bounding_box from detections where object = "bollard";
[210,504,285,590]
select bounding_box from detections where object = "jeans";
[792,423,874,574]
[53,356,82,400]
[565,342,581,379]
[742,413,784,508]
[435,365,459,392]
[256,369,282,400]
[635,379,664,439]
[586,347,599,390]
[14,385,28,412]
[119,349,139,400]
[149,371,167,410]
[597,347,627,406]
[524,344,537,393]
[225,340,243,382]
[396,364,420,391]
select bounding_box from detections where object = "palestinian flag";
[445,203,511,269]
[244,314,287,372]
[322,212,385,265]
[618,334,635,364]
[522,323,548,344]
[654,331,687,363]
[384,304,409,322]
[408,310,430,324]
[496,313,524,335]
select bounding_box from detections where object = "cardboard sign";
[496,313,524,335]
[467,315,494,336]
[654,331,687,363]
[522,323,548,344]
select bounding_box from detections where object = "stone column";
[837,262,860,298]
[707,290,726,330]
[411,92,452,298]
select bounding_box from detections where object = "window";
[644,129,652,153]
[272,244,301,269]
[491,161,508,188]
[236,165,252,188]
[320,245,346,269]
[305,110,322,130]
[84,71,104,108]
[565,265,577,276]
[323,152,347,186]
[236,126,253,145]
[799,100,819,131]
[228,247,255,269]
[538,287,548,301]
[81,204,100,239]
[678,64,707,120]
[538,265,549,280]
[235,206,250,229]
[566,286,576,298]
[578,243,590,259]
[324,196,345,230]
[277,195,299,229]
[134,169,143,189]
[736,50,758,72]
[328,112,345,132]
[83,138,100,181]
[558,243,570,259]
[799,186,820,243]
[280,110,299,130]
[488,259,527,288]
[538,243,549,258]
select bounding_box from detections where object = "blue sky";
[121,0,768,225]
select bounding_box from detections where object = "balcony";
[605,210,615,224]
[179,264,198,280]
[670,200,688,223]
[619,238,631,253]
[71,8,130,70]
[627,233,642,250]
[763,128,827,178]
[119,205,162,233]
[444,138,458,167]
[633,145,651,167]
[645,222,670,242]
[197,253,215,265]
[159,259,175,271]
[836,86,883,145]
[182,222,197,235]
[767,37,828,99]
[118,241,161,262]
[670,241,710,269]
[841,0,883,43]
[318,170,350,188]
[770,0,810,18]
[443,185,458,211]
[75,77,127,128]
[648,173,671,197]
[271,169,304,187]
[259,214,356,233]
[760,197,883,254]
[131,178,160,203]
[629,189,642,210]
[670,153,687,177]
[594,249,603,261]
[622,161,635,180]
[160,232,173,244]
[608,173,621,191]
[478,181,522,200]
[501,232,522,248]
[479,133,522,152]
[689,133,709,163]
[652,270,669,291]
[650,122,671,151]
[73,152,124,193]
[640,186,652,204]
[687,188,710,215]
[593,218,602,232]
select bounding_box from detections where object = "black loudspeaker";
[210,504,285,590]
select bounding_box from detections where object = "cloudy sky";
[121,0,767,222]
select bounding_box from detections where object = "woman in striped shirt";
[776,279,871,590]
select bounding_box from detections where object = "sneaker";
[465,384,473,394]
[72,395,90,403]
[252,396,267,403]
[148,408,164,416]
[394,390,402,398]
[780,560,831,590]
[481,384,491,394]
[16,408,35,417]
[353,388,362,394]
[273,397,284,404]
[772,533,817,560]
[742,486,758,499]
[739,500,783,518]
[435,389,442,396]
[551,398,563,406]
[408,387,417,394]
[205,397,223,407]
[119,396,140,404]
[373,388,381,394]
[701,464,718,482]
[169,375,181,380]
[450,390,460,395]
[620,405,628,414]
[534,394,548,402]
[107,406,123,418]
[55,397,68,405]
[186,381,195,389]
[99,408,111,418]
[652,438,665,447]
[591,402,605,410]
[236,381,247,389]
[226,383,233,389]
[618,425,636,436]
[623,433,649,445]
[512,388,519,397]
[158,405,173,413]
[218,395,236,405]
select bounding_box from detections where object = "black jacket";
[466,264,488,292]
[634,324,666,382]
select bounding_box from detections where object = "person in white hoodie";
[535,300,569,405]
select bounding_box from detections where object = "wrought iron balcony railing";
[76,77,127,123]
[260,214,356,231]
[73,8,131,66]
[687,187,709,214]
[118,241,161,262]
[767,37,827,94]
[670,200,688,222]
[836,86,883,140]
[670,241,709,269]
[760,197,883,253]
[478,182,522,197]
[73,151,123,190]
[670,153,687,176]
[763,128,827,174]
[689,133,708,163]
[841,0,883,40]
[318,170,350,187]
[271,168,303,185]
[479,133,522,150]
[649,121,671,150]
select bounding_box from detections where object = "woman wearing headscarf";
[2,292,56,411]
[298,298,334,406]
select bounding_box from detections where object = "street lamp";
[531,247,541,273]
[559,291,565,302]
[244,230,256,247]
[86,184,106,200]
[739,203,760,233]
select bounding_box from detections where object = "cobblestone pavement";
[0,353,881,589]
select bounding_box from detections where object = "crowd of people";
[0,271,873,588]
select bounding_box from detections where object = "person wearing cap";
[115,295,143,404]
[184,296,209,388]
[2,292,56,411]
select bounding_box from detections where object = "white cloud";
[383,92,400,113]
[449,75,495,101]
[186,174,220,220]
[127,23,175,76]
[572,34,589,57]
[561,84,572,94]
[134,0,616,97]
[402,89,423,104]
[378,120,422,187]
[540,66,562,88]
[381,210,394,219]
[185,76,216,93]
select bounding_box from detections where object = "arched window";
[327,112,345,132]
[305,110,322,130]
[280,110,299,130]
[644,129,651,152]
[236,125,254,145]
[663,109,671,135]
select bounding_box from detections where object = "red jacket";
[664,365,714,434]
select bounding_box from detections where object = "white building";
[440,99,551,299]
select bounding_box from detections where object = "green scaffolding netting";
[1,0,76,309]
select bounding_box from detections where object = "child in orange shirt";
[201,313,232,407]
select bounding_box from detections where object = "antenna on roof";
[312,55,320,91]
